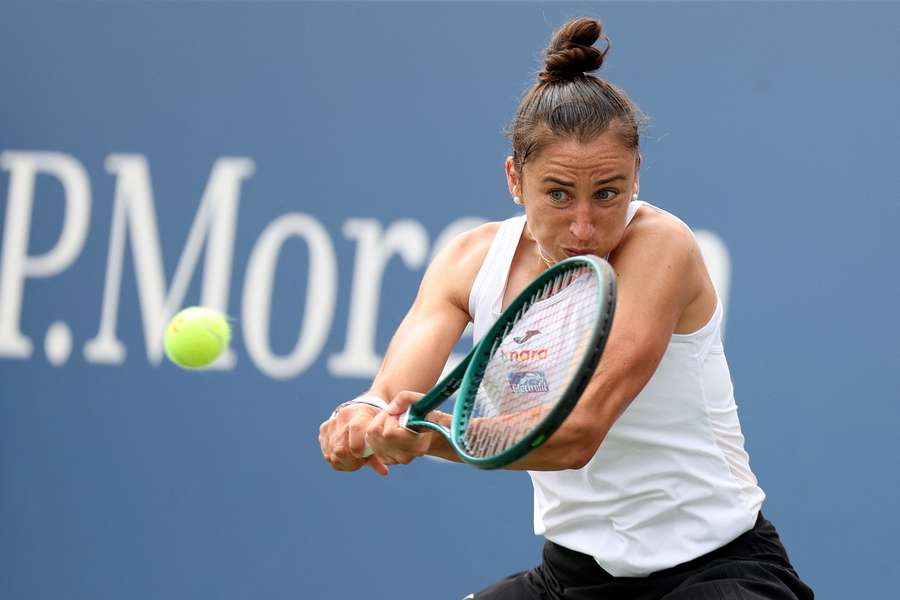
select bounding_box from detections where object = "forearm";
[364,314,468,404]
[492,363,643,471]
[420,406,601,469]
[501,419,604,471]
[503,334,664,471]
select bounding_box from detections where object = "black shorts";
[469,513,814,600]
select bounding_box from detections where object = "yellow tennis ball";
[164,306,231,369]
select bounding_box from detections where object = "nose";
[569,205,595,241]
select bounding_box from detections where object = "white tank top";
[468,202,765,577]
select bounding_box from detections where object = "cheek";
[525,205,567,238]
[600,209,629,244]
[601,209,625,229]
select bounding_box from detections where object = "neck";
[536,243,555,269]
[525,223,556,269]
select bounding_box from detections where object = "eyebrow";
[541,176,627,187]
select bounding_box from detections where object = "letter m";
[84,154,254,367]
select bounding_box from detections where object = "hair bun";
[539,17,610,84]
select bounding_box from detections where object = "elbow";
[562,428,604,470]
[567,448,596,470]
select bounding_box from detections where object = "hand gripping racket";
[368,254,616,469]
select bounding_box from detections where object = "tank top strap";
[468,214,526,342]
[625,199,644,227]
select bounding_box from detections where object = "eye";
[548,190,569,204]
[596,189,617,202]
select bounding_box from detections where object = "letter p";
[0,151,90,358]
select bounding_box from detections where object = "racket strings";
[461,266,599,459]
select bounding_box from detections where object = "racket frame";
[403,255,616,469]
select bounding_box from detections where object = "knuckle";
[357,404,379,417]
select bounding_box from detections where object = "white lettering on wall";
[83,155,254,367]
[0,149,734,378]
[242,213,337,380]
[327,219,429,377]
[0,151,91,359]
[326,217,489,380]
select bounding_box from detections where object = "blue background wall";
[2,2,898,598]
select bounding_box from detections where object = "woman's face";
[506,130,639,264]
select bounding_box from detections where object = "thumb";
[387,391,423,415]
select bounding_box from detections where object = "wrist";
[331,394,389,419]
[426,428,447,457]
[422,410,449,456]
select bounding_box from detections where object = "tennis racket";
[366,254,616,469]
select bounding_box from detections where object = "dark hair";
[507,17,645,174]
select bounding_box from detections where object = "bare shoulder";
[615,203,699,267]
[614,202,715,333]
[434,221,501,267]
[624,203,695,247]
[421,221,503,314]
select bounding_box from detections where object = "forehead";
[526,132,636,179]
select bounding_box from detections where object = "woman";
[319,17,814,600]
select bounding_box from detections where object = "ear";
[633,158,641,199]
[505,156,520,198]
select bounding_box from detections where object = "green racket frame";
[402,255,617,469]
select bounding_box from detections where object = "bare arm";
[320,224,497,471]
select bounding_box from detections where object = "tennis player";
[319,17,814,600]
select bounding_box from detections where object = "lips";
[562,247,595,257]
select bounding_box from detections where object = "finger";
[377,416,413,465]
[387,390,425,415]
[365,410,388,445]
[366,455,389,476]
[383,413,418,443]
[331,426,349,458]
[363,413,392,461]
[319,419,333,447]
[365,422,403,467]
[347,415,371,458]
[332,429,364,471]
